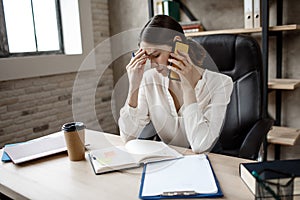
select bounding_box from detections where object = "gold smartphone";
[168,41,189,81]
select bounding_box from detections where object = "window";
[0,0,90,81]
[0,0,63,57]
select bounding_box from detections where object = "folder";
[3,132,67,164]
[155,1,163,15]
[2,147,13,162]
[139,154,223,199]
[162,0,180,22]
[244,0,254,29]
[1,143,25,162]
[253,0,261,28]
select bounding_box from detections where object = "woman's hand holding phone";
[168,43,202,106]
[168,46,198,89]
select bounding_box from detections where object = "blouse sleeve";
[183,73,233,153]
[118,81,150,142]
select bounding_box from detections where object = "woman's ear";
[173,35,182,42]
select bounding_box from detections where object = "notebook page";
[90,146,137,168]
[125,140,167,155]
[125,139,182,163]
[141,154,218,196]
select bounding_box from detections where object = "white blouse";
[118,68,233,153]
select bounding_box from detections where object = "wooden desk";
[0,129,254,200]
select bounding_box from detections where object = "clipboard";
[139,154,223,199]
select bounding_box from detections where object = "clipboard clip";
[162,190,197,196]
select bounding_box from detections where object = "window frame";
[0,0,95,81]
[0,0,9,57]
[0,0,64,58]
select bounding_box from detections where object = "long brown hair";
[139,15,206,67]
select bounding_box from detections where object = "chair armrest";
[239,118,274,160]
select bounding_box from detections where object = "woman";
[118,15,233,153]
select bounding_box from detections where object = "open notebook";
[89,139,183,174]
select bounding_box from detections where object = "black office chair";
[139,34,273,160]
[192,34,273,160]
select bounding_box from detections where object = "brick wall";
[0,0,117,148]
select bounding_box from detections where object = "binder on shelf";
[154,0,163,15]
[244,0,254,29]
[253,0,261,28]
[139,154,223,199]
[162,0,180,22]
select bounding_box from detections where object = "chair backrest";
[192,34,264,152]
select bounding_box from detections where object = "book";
[179,21,204,34]
[139,154,223,199]
[89,139,183,174]
[240,159,300,196]
[3,132,67,164]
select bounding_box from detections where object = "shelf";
[267,126,300,146]
[185,24,300,37]
[268,78,300,90]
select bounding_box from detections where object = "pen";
[251,170,280,200]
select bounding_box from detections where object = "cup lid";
[62,122,85,132]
